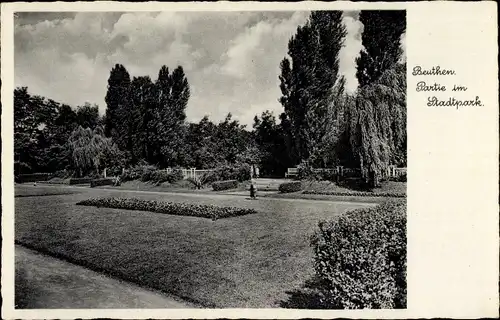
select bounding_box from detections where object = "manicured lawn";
[15,185,375,308]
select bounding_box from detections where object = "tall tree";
[278,11,347,165]
[104,64,131,148]
[154,65,190,167]
[356,10,406,88]
[130,76,156,163]
[347,63,406,187]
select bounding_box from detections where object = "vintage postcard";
[1,1,498,319]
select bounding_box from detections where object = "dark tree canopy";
[356,10,406,88]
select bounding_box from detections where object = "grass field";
[15,184,375,308]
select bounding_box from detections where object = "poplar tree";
[356,10,406,88]
[278,11,347,165]
[104,64,132,153]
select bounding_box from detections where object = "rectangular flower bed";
[76,197,257,221]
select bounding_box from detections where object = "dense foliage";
[76,197,257,220]
[278,181,303,193]
[310,200,406,309]
[90,178,115,188]
[212,180,239,191]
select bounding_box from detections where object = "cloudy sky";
[14,11,372,127]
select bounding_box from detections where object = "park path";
[15,245,195,309]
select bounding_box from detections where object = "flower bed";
[212,180,239,191]
[278,181,303,193]
[303,190,406,198]
[76,197,257,221]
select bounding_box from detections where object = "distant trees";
[14,87,102,175]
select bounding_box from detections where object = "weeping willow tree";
[345,63,406,187]
[67,126,123,177]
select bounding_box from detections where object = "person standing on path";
[250,179,257,199]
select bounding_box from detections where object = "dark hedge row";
[311,200,407,309]
[76,197,257,221]
[90,178,114,187]
[303,190,406,198]
[17,173,50,183]
[69,178,93,185]
[212,180,239,191]
[278,181,303,193]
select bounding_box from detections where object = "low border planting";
[17,173,50,183]
[69,178,93,185]
[279,181,303,193]
[76,197,257,221]
[212,180,238,191]
[90,178,114,187]
[303,190,406,198]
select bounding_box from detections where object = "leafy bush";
[303,190,406,198]
[90,178,114,187]
[69,177,93,185]
[212,163,251,182]
[49,169,71,179]
[297,161,314,180]
[310,200,406,309]
[279,181,303,193]
[212,180,239,191]
[76,197,257,221]
[17,173,50,183]
[121,165,183,185]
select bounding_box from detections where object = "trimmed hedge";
[90,178,114,188]
[121,165,183,184]
[310,200,406,309]
[212,180,239,191]
[69,178,93,185]
[17,173,50,183]
[279,181,303,193]
[303,190,406,198]
[76,197,257,221]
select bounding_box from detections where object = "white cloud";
[15,11,366,127]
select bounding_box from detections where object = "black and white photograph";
[11,8,407,310]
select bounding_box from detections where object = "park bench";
[285,167,298,178]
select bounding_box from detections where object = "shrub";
[121,165,184,184]
[212,163,251,182]
[69,177,93,185]
[90,178,114,187]
[149,170,183,185]
[212,180,239,191]
[76,197,257,221]
[279,181,303,193]
[297,161,314,180]
[303,190,406,198]
[310,200,406,309]
[17,173,50,183]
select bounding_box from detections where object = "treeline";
[14,10,407,186]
